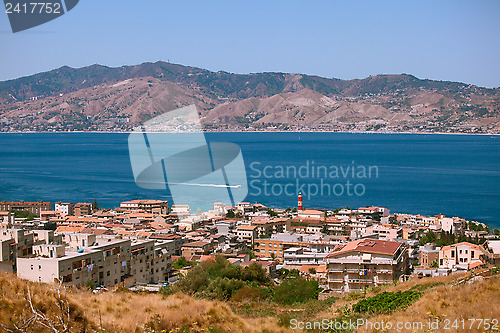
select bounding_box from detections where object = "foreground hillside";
[0,62,499,133]
[0,271,498,332]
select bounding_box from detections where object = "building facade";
[326,239,409,293]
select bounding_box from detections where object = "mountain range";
[0,61,499,133]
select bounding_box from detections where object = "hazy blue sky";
[1,0,499,87]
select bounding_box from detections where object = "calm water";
[0,133,499,228]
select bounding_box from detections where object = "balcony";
[377,270,393,274]
[348,279,372,284]
[328,279,344,283]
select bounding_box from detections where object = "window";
[38,265,42,270]
[30,265,33,270]
[106,271,110,276]
[451,250,455,257]
[471,251,475,258]
[440,259,443,265]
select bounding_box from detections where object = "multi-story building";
[0,234,16,272]
[325,239,409,293]
[255,232,341,260]
[16,235,173,287]
[438,242,487,270]
[483,240,500,266]
[235,225,258,246]
[181,241,212,258]
[17,237,130,286]
[418,243,440,269]
[74,203,93,216]
[363,224,402,240]
[0,201,51,215]
[130,239,172,285]
[283,247,329,265]
[248,218,288,238]
[120,200,169,214]
[54,202,74,215]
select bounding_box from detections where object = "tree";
[494,228,500,236]
[242,263,269,284]
[226,210,235,218]
[267,209,278,217]
[173,256,193,270]
[308,268,317,275]
[430,261,439,268]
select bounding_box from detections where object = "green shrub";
[352,290,421,314]
[273,278,320,305]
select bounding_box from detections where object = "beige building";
[120,200,169,214]
[0,201,51,215]
[181,241,212,258]
[130,239,172,285]
[438,242,487,270]
[326,239,409,293]
[236,225,258,246]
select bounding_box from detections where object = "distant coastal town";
[1,196,499,295]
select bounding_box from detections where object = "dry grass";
[0,272,90,332]
[356,275,500,332]
[72,290,287,332]
[0,272,288,332]
[1,270,498,333]
[315,272,471,321]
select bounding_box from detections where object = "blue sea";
[0,133,499,229]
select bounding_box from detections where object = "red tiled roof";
[326,239,402,258]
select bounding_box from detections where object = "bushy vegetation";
[172,256,196,270]
[164,256,322,306]
[273,277,321,305]
[161,255,271,301]
[419,230,487,247]
[12,210,38,221]
[352,290,421,314]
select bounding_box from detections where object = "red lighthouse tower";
[298,192,303,211]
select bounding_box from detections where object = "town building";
[74,203,93,216]
[325,239,409,293]
[0,201,51,215]
[16,235,173,287]
[54,202,74,215]
[235,225,258,246]
[181,241,212,258]
[438,242,488,271]
[418,243,440,269]
[255,232,341,260]
[120,200,168,214]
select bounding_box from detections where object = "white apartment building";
[16,235,173,287]
[54,202,74,215]
[326,239,409,293]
